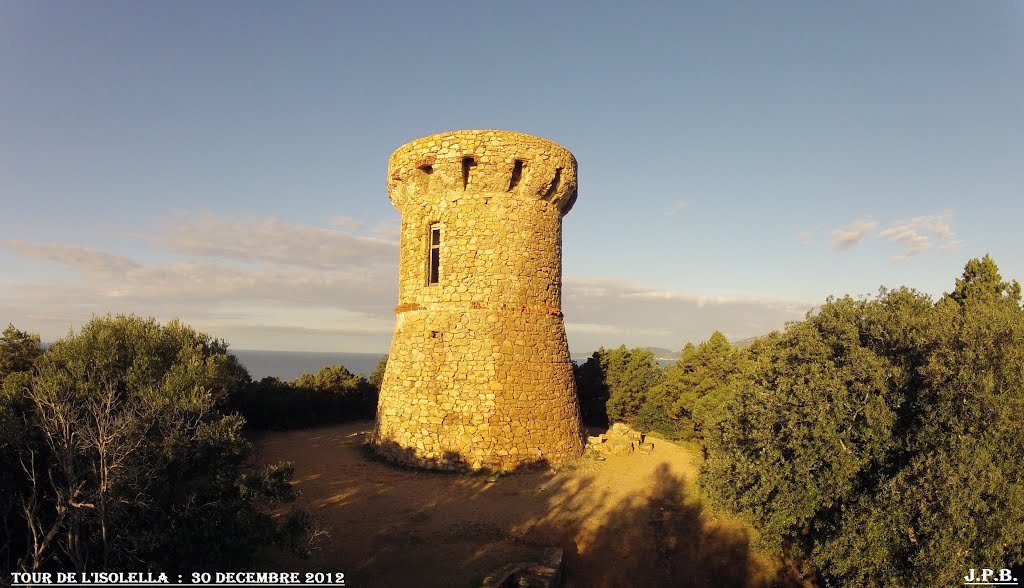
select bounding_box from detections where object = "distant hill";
[644,346,679,360]
[729,336,759,349]
[646,340,762,358]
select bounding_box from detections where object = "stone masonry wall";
[372,130,584,471]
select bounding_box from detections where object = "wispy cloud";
[0,214,401,349]
[664,200,688,216]
[4,241,142,276]
[878,211,957,262]
[328,215,363,230]
[1,249,395,314]
[2,235,816,353]
[4,214,816,353]
[830,217,878,250]
[156,213,397,270]
[827,211,961,262]
[562,277,813,351]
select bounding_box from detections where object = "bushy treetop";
[700,258,1024,587]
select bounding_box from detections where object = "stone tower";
[372,129,584,471]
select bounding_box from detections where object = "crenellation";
[387,130,578,216]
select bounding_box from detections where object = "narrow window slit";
[428,223,441,285]
[542,168,562,201]
[461,157,475,190]
[429,248,439,283]
[508,160,524,191]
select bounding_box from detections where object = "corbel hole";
[413,164,434,192]
[508,159,524,191]
[541,168,562,202]
[461,157,476,190]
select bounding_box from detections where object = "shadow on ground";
[255,422,799,588]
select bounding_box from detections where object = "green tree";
[573,353,611,426]
[0,325,42,572]
[701,259,1024,587]
[635,332,744,438]
[4,315,305,572]
[231,363,379,430]
[293,364,362,392]
[949,253,1022,306]
[594,346,665,425]
[1,324,43,393]
[368,354,388,390]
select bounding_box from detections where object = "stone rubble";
[587,422,653,456]
[480,547,564,588]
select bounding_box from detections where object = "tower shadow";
[257,422,801,588]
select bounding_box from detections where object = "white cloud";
[565,322,672,337]
[0,215,401,350]
[878,211,957,262]
[12,258,394,314]
[156,212,397,270]
[664,200,688,216]
[328,215,363,230]
[4,241,141,276]
[3,215,816,353]
[368,219,401,241]
[825,211,960,263]
[562,277,813,352]
[830,217,878,250]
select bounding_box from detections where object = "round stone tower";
[372,129,584,471]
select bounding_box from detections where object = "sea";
[232,350,387,381]
[232,350,671,382]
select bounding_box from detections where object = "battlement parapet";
[387,129,577,215]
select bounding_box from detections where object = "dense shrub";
[575,338,743,440]
[637,332,744,440]
[574,346,664,427]
[573,353,611,426]
[230,360,383,430]
[0,315,306,573]
[700,256,1024,586]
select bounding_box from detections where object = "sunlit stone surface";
[372,130,584,471]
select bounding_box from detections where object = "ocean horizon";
[232,349,614,381]
[232,350,387,381]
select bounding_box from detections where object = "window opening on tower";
[428,223,441,285]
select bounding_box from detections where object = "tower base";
[372,307,584,472]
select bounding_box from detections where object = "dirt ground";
[255,421,788,588]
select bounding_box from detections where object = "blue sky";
[2,1,1022,352]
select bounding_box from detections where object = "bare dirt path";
[255,421,785,588]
